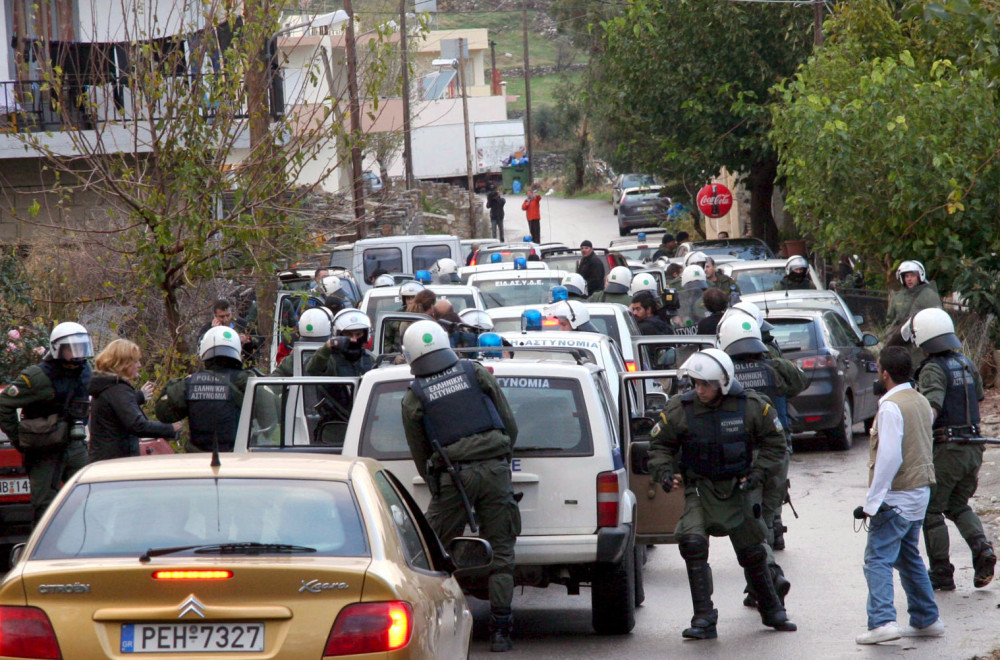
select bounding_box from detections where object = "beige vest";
[869,387,936,491]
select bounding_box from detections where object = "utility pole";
[400,0,414,189]
[813,0,824,46]
[458,38,476,234]
[489,39,498,95]
[344,0,367,236]
[522,0,533,185]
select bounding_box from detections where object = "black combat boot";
[928,562,956,591]
[489,613,514,652]
[970,536,996,589]
[772,513,787,551]
[739,546,796,632]
[743,564,788,607]
[682,560,718,640]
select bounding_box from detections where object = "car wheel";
[591,539,636,634]
[828,396,854,451]
[633,543,646,607]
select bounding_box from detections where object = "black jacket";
[486,193,506,221]
[697,312,724,336]
[577,254,605,294]
[88,372,177,462]
[638,315,674,336]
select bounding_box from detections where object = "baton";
[427,435,479,533]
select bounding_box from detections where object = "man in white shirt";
[856,346,943,644]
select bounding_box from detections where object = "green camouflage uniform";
[884,283,943,362]
[588,290,632,305]
[270,357,294,378]
[708,272,741,298]
[401,361,519,614]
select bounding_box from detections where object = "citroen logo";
[177,595,206,619]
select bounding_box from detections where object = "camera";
[68,420,88,442]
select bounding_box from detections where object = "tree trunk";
[164,285,186,358]
[748,156,779,250]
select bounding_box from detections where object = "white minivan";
[328,235,463,293]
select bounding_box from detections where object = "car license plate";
[0,477,29,497]
[635,205,654,212]
[121,623,264,653]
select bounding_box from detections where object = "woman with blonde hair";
[88,339,180,462]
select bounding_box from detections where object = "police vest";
[24,361,91,422]
[410,360,506,447]
[923,353,980,429]
[679,390,753,480]
[185,369,241,451]
[732,358,779,402]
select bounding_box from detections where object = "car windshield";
[360,377,593,459]
[476,277,564,308]
[730,267,788,294]
[767,318,817,353]
[33,478,368,559]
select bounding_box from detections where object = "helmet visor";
[55,335,94,360]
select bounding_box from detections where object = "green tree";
[771,0,1000,290]
[591,0,813,244]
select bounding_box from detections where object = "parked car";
[0,412,32,548]
[719,258,824,295]
[617,186,671,237]
[3,453,491,658]
[674,238,774,261]
[612,173,660,215]
[608,232,670,268]
[763,308,880,450]
[742,289,866,336]
[469,241,568,266]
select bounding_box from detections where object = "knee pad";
[924,512,947,531]
[736,543,767,568]
[678,535,709,561]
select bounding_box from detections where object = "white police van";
[466,270,568,309]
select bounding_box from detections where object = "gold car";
[0,454,490,659]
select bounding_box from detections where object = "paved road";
[494,193,621,248]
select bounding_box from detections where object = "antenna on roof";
[211,431,221,468]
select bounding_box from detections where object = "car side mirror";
[9,543,24,568]
[630,416,656,436]
[654,347,677,368]
[862,333,879,347]
[447,537,493,578]
[644,392,668,413]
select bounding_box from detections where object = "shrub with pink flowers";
[1,323,49,384]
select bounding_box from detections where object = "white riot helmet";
[561,273,589,297]
[297,307,333,340]
[902,307,961,353]
[402,319,459,376]
[544,300,591,330]
[724,300,774,333]
[431,258,460,283]
[679,348,736,395]
[318,275,342,297]
[684,251,708,267]
[629,273,659,297]
[459,308,494,332]
[896,260,927,285]
[333,308,372,336]
[785,255,809,276]
[399,281,425,300]
[606,266,632,294]
[49,322,93,361]
[681,264,708,289]
[373,274,395,288]
[716,312,768,357]
[199,325,242,362]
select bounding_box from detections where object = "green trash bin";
[501,164,529,194]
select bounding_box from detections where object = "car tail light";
[0,606,61,659]
[153,570,233,580]
[542,318,560,328]
[796,355,835,369]
[804,416,823,423]
[625,361,637,372]
[597,471,620,528]
[324,601,413,655]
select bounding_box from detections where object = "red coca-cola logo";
[697,183,733,218]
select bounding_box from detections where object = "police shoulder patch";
[773,417,783,433]
[5,385,19,397]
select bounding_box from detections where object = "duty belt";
[448,456,510,469]
[933,425,981,443]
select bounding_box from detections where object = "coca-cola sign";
[697,183,733,218]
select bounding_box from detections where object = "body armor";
[410,360,505,446]
[680,390,753,480]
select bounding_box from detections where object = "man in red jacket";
[521,188,542,243]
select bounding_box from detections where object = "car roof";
[469,270,567,283]
[743,290,842,305]
[362,359,602,382]
[724,258,803,270]
[365,284,478,296]
[73,453,379,484]
[487,302,626,319]
[763,308,826,320]
[689,238,768,248]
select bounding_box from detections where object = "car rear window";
[412,245,452,272]
[33,478,368,559]
[624,189,664,202]
[730,267,787,294]
[613,246,656,263]
[692,242,773,260]
[767,318,817,352]
[363,247,402,283]
[476,277,563,308]
[360,377,593,459]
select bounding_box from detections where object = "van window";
[329,248,353,270]
[476,276,564,308]
[359,377,593,459]
[412,244,452,272]
[363,247,403,284]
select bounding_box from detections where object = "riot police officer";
[649,349,796,639]
[430,257,461,284]
[400,320,520,652]
[717,312,807,604]
[885,260,943,349]
[384,281,427,353]
[773,256,815,291]
[590,266,632,304]
[270,307,333,377]
[155,326,255,453]
[306,308,374,378]
[560,273,589,300]
[0,322,93,525]
[544,300,600,333]
[905,308,995,589]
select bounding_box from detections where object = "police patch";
[773,417,784,433]
[651,422,663,436]
[5,385,18,397]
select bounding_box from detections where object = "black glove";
[739,473,764,492]
[853,506,868,520]
[660,474,675,494]
[329,336,351,352]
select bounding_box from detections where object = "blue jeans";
[863,506,939,630]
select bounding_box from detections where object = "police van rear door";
[620,370,685,544]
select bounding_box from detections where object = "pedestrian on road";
[648,348,796,639]
[486,189,506,242]
[88,339,181,463]
[855,346,942,645]
[576,240,605,294]
[905,308,996,590]
[155,326,255,453]
[0,322,92,526]
[521,188,542,244]
[400,320,520,652]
